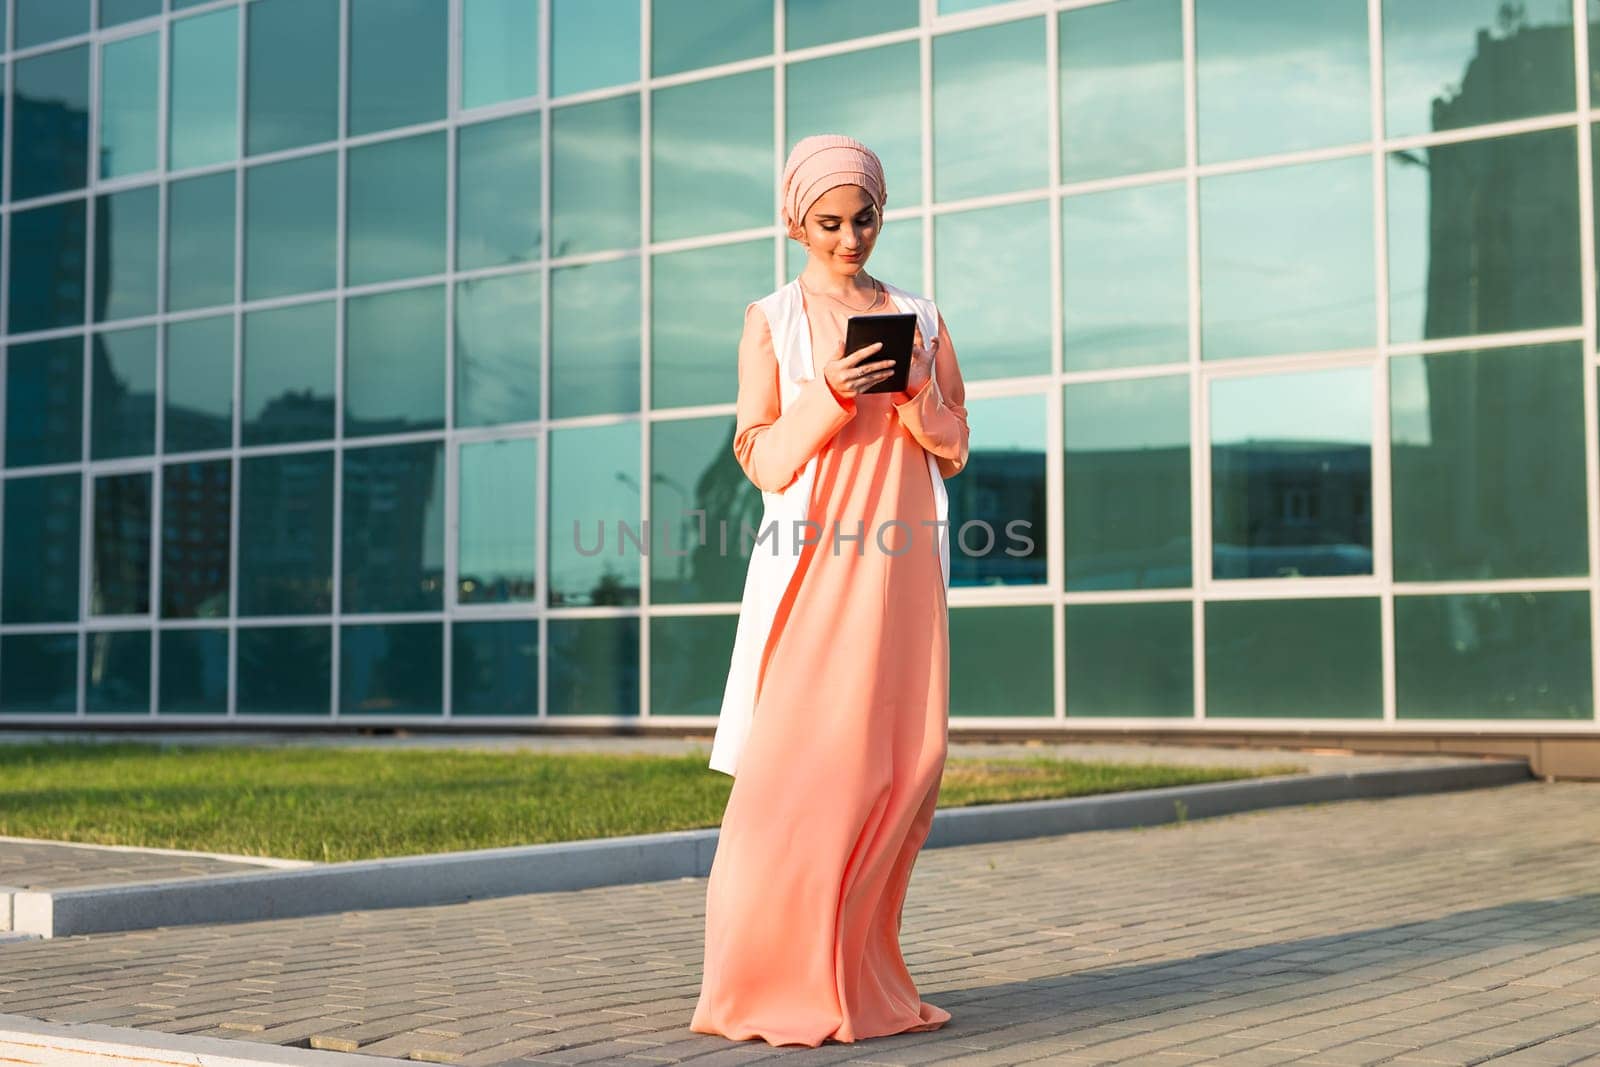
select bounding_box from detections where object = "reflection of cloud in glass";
[932,16,1049,201]
[1211,365,1371,447]
[551,95,641,257]
[934,199,1053,380]
[1060,0,1184,182]
[549,421,641,605]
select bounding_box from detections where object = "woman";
[690,134,970,1047]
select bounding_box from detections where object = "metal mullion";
[538,0,551,721]
[442,0,461,719]
[1045,3,1064,721]
[1575,0,1600,725]
[1368,0,1395,726]
[636,0,650,720]
[1182,0,1204,721]
[329,0,348,720]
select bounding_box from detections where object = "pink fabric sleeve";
[733,303,857,494]
[892,311,970,479]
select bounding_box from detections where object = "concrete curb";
[0,1012,414,1066]
[5,757,1528,939]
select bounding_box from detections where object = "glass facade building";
[0,0,1597,738]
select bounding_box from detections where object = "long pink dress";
[690,278,971,1047]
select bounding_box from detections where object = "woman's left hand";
[896,335,937,403]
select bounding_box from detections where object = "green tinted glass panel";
[1387,128,1580,345]
[550,257,641,418]
[165,315,234,453]
[340,622,443,715]
[342,442,445,613]
[9,199,88,333]
[158,628,228,713]
[452,619,539,715]
[932,18,1048,202]
[1396,591,1592,720]
[100,0,162,26]
[0,634,79,713]
[6,337,83,467]
[91,471,152,616]
[13,46,90,200]
[1196,0,1369,164]
[1390,342,1588,581]
[345,285,446,436]
[100,32,159,178]
[456,270,542,428]
[91,326,158,460]
[649,614,737,715]
[348,0,446,136]
[1066,601,1192,717]
[650,414,752,604]
[237,625,331,714]
[1059,0,1183,182]
[651,239,770,411]
[245,152,337,300]
[551,95,641,257]
[167,170,236,312]
[94,184,159,323]
[347,131,446,286]
[161,459,230,619]
[1066,374,1191,590]
[950,605,1053,716]
[1062,180,1186,371]
[243,301,336,445]
[459,437,539,605]
[17,0,89,46]
[1383,1,1575,140]
[169,7,239,171]
[785,0,915,51]
[653,0,767,76]
[1211,365,1373,580]
[85,630,150,713]
[933,200,1051,381]
[787,41,921,209]
[551,0,637,97]
[463,0,539,109]
[457,112,541,271]
[547,616,639,715]
[1200,154,1374,360]
[1205,597,1381,718]
[549,421,641,607]
[951,393,1045,587]
[652,70,771,243]
[2,474,81,623]
[238,451,334,616]
[247,0,339,156]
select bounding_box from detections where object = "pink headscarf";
[780,134,887,242]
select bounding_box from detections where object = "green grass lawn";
[0,741,1306,862]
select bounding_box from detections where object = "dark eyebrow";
[812,208,876,221]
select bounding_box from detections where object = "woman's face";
[800,184,880,276]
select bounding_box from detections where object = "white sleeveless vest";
[707,276,951,777]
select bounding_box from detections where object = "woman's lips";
[838,252,860,259]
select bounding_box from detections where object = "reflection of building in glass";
[0,0,1593,775]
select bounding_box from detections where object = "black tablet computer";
[843,312,917,395]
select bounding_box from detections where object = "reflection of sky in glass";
[242,300,336,445]
[347,131,446,287]
[549,421,641,606]
[463,0,538,109]
[1382,0,1574,139]
[169,7,238,171]
[786,0,916,51]
[551,256,641,418]
[652,238,769,411]
[96,184,159,322]
[348,0,445,136]
[1060,0,1184,182]
[165,314,233,454]
[787,41,922,209]
[100,32,158,178]
[1200,153,1374,360]
[345,285,446,436]
[168,171,235,313]
[1063,179,1187,372]
[458,113,541,271]
[456,270,542,428]
[653,0,768,77]
[1065,374,1189,453]
[460,437,539,604]
[1196,0,1370,164]
[551,95,641,257]
[245,153,337,301]
[551,0,637,97]
[934,199,1052,381]
[652,69,771,244]
[932,17,1049,201]
[1210,365,1371,446]
[246,0,339,155]
[16,0,88,49]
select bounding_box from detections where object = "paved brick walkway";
[2,780,1598,1066]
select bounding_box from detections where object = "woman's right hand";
[822,339,896,400]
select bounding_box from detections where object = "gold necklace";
[800,275,881,313]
